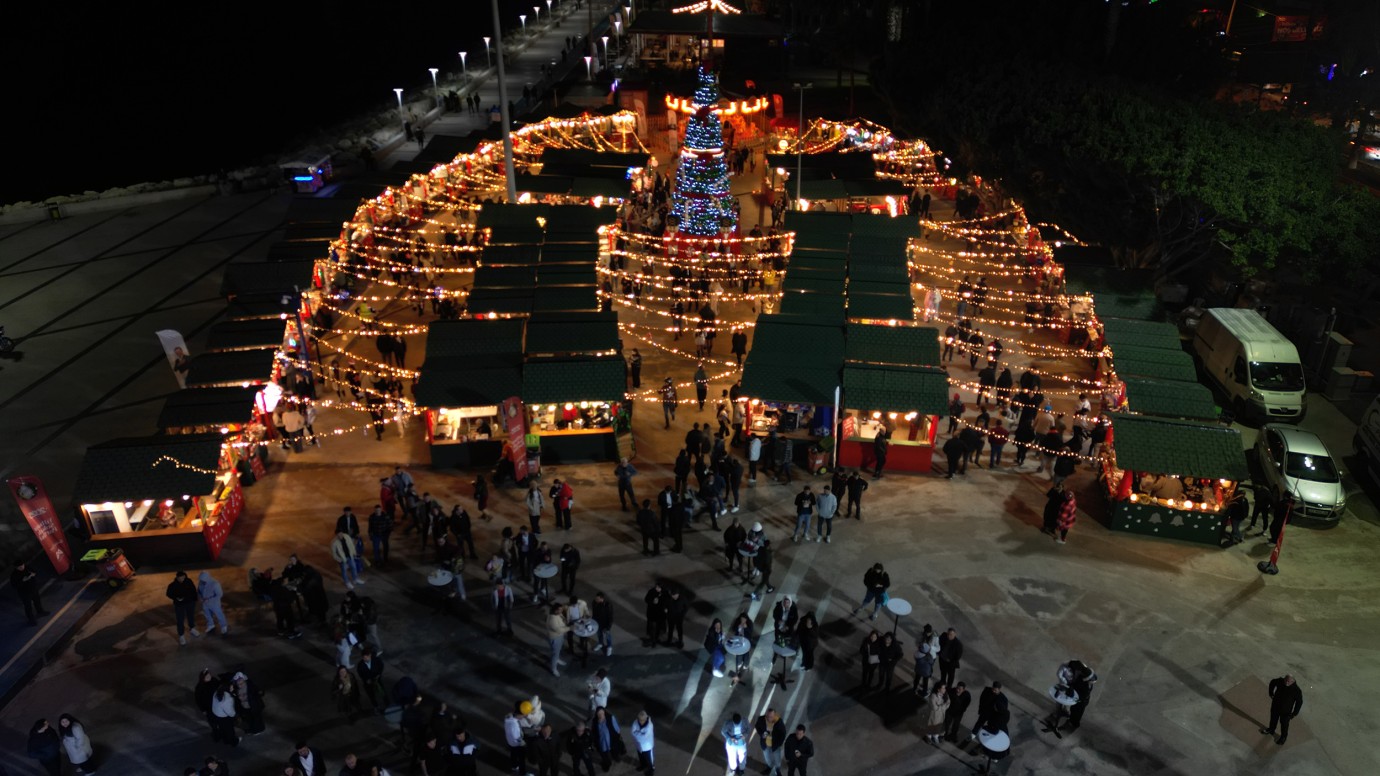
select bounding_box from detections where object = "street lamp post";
[459,51,468,81]
[533,5,540,23]
[490,0,517,201]
[584,55,593,81]
[519,14,527,33]
[602,35,610,68]
[614,20,622,57]
[393,88,405,131]
[793,83,813,210]
[428,68,439,108]
[483,36,492,69]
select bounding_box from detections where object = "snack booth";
[740,315,844,470]
[835,323,947,473]
[72,433,246,563]
[522,357,630,463]
[1099,413,1247,545]
[415,319,526,469]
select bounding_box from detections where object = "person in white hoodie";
[525,481,544,534]
[197,571,228,635]
[630,710,655,776]
[57,714,94,775]
[912,623,941,696]
[587,668,611,711]
[502,706,526,774]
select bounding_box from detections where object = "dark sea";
[3,2,515,204]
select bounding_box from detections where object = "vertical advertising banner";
[156,329,191,388]
[7,476,73,574]
[501,397,529,483]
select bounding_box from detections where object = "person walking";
[694,363,709,410]
[755,709,786,776]
[748,539,774,600]
[747,434,762,483]
[333,665,362,723]
[11,560,49,625]
[1065,659,1098,731]
[451,505,478,559]
[859,630,882,689]
[721,713,749,775]
[1054,490,1077,544]
[1261,674,1303,745]
[525,482,545,535]
[814,485,838,543]
[987,420,1008,467]
[559,544,581,596]
[591,706,624,772]
[336,505,361,538]
[368,507,393,567]
[472,474,490,522]
[630,710,655,776]
[356,647,386,714]
[553,479,575,530]
[614,458,638,511]
[330,531,364,590]
[844,471,868,519]
[592,591,614,656]
[913,623,940,695]
[56,714,94,775]
[660,378,678,428]
[922,685,950,744]
[167,570,201,645]
[783,726,813,776]
[938,628,964,689]
[944,682,972,742]
[790,485,816,542]
[28,718,62,776]
[1247,481,1274,535]
[872,428,889,478]
[636,500,661,556]
[851,563,891,620]
[492,581,515,635]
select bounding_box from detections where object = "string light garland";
[151,455,221,476]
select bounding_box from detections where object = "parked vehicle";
[1255,424,1346,521]
[1193,308,1305,422]
[1353,396,1380,483]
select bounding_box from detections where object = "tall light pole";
[614,19,622,57]
[545,0,552,16]
[533,5,540,22]
[602,35,610,68]
[428,69,439,108]
[393,88,405,131]
[793,83,813,210]
[519,14,527,32]
[491,0,518,202]
[459,51,468,81]
[584,55,593,81]
[483,36,492,69]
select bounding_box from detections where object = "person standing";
[629,349,643,389]
[922,685,950,744]
[859,630,882,689]
[797,613,819,671]
[913,623,940,695]
[28,719,62,776]
[614,458,638,511]
[473,474,490,522]
[566,721,598,776]
[814,485,838,543]
[851,563,890,620]
[197,568,229,635]
[591,707,623,771]
[630,710,655,776]
[987,420,1008,467]
[210,681,238,746]
[526,482,544,534]
[660,378,678,428]
[368,506,393,567]
[167,570,201,645]
[56,714,94,775]
[721,713,749,776]
[232,671,266,735]
[872,428,889,478]
[1065,660,1098,731]
[1054,490,1077,544]
[1042,483,1065,535]
[755,709,786,776]
[747,434,762,484]
[451,505,478,560]
[11,560,48,625]
[592,590,614,656]
[694,363,709,410]
[783,725,813,776]
[731,327,748,366]
[553,479,575,530]
[356,647,386,714]
[1269,492,1294,543]
[727,456,744,512]
[503,705,527,774]
[944,682,972,742]
[330,530,364,590]
[529,724,561,776]
[636,500,661,556]
[878,632,904,692]
[790,485,816,543]
[705,618,728,678]
[644,583,668,646]
[749,539,774,600]
[970,682,1007,741]
[1247,481,1274,535]
[492,581,515,635]
[1261,674,1303,745]
[333,666,362,723]
[938,628,963,689]
[559,544,581,595]
[664,587,688,648]
[845,471,868,519]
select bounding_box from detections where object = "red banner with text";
[501,396,529,483]
[7,476,74,575]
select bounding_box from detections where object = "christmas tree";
[671,68,737,237]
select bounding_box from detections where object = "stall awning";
[205,319,288,352]
[1123,376,1220,421]
[474,266,538,289]
[185,349,278,388]
[220,261,316,298]
[537,265,598,286]
[846,293,915,322]
[843,365,950,415]
[1101,317,1183,351]
[779,290,845,323]
[523,357,627,404]
[424,319,526,359]
[414,364,522,408]
[1108,414,1246,480]
[1110,345,1198,383]
[467,287,534,316]
[480,242,542,265]
[845,323,941,366]
[72,433,225,503]
[525,312,620,355]
[157,387,261,430]
[741,315,844,405]
[532,285,600,314]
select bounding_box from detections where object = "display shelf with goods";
[836,324,948,473]
[522,357,631,463]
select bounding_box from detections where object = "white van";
[1192,308,1306,422]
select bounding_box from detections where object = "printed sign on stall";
[7,476,73,574]
[501,396,528,483]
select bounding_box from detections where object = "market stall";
[72,433,246,563]
[837,324,947,473]
[522,357,630,463]
[1099,414,1247,545]
[740,315,844,467]
[415,319,526,469]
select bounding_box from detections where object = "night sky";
[3,3,505,204]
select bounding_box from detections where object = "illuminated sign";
[663,95,768,115]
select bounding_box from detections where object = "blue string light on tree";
[670,68,737,238]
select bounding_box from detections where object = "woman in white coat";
[630,710,655,775]
[58,713,95,774]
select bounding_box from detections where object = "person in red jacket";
[1055,490,1077,544]
[551,479,575,530]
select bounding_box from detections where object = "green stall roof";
[845,323,941,366]
[537,264,599,286]
[847,261,910,284]
[480,242,542,265]
[846,293,915,322]
[73,433,226,503]
[1108,414,1246,480]
[843,365,950,414]
[525,312,620,355]
[781,273,842,295]
[476,203,549,228]
[1110,345,1198,383]
[1063,264,1162,321]
[848,279,911,297]
[466,287,533,316]
[414,364,523,408]
[185,349,278,388]
[849,215,921,239]
[532,285,600,314]
[423,319,526,359]
[1122,376,1219,421]
[1101,317,1183,351]
[779,290,846,323]
[540,243,602,264]
[522,357,627,404]
[205,319,286,352]
[740,316,843,404]
[473,265,537,289]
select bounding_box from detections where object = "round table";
[976,729,1010,773]
[427,569,454,587]
[737,547,758,583]
[724,636,751,656]
[885,597,912,634]
[572,618,599,639]
[1043,684,1080,738]
[771,642,797,690]
[534,563,559,579]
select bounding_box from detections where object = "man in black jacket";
[1262,674,1304,744]
[565,721,597,776]
[749,540,775,600]
[335,506,360,538]
[845,471,868,519]
[938,628,963,689]
[664,587,688,648]
[356,648,386,714]
[944,682,972,741]
[969,683,1007,741]
[636,501,661,556]
[783,725,813,776]
[559,544,581,596]
[592,592,614,657]
[11,560,47,626]
[644,583,668,646]
[287,741,326,776]
[166,570,200,645]
[755,709,787,776]
[851,563,890,621]
[528,724,561,776]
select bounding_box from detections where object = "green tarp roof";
[1110,345,1198,383]
[522,357,627,404]
[791,234,852,253]
[414,364,522,407]
[1123,376,1220,421]
[781,273,842,295]
[474,266,537,289]
[73,433,225,503]
[848,279,911,296]
[847,262,910,284]
[532,285,600,314]
[741,364,840,405]
[741,316,844,404]
[424,319,525,359]
[525,312,620,355]
[537,265,599,286]
[845,323,941,366]
[784,211,853,236]
[1109,414,1246,480]
[849,215,921,239]
[476,203,550,228]
[481,243,542,265]
[185,349,278,387]
[843,365,950,414]
[1101,317,1183,351]
[466,287,533,315]
[205,319,286,352]
[220,261,315,298]
[540,244,602,263]
[544,204,620,228]
[1064,264,1163,321]
[157,387,260,430]
[779,290,846,322]
[846,293,915,321]
[785,252,849,271]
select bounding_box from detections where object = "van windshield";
[1286,452,1339,483]
[1250,361,1305,392]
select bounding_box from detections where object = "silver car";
[1255,424,1346,521]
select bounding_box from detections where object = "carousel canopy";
[1122,376,1220,422]
[842,365,950,415]
[1108,414,1246,481]
[538,149,651,177]
[72,433,225,504]
[628,9,785,37]
[522,357,627,404]
[157,387,261,430]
